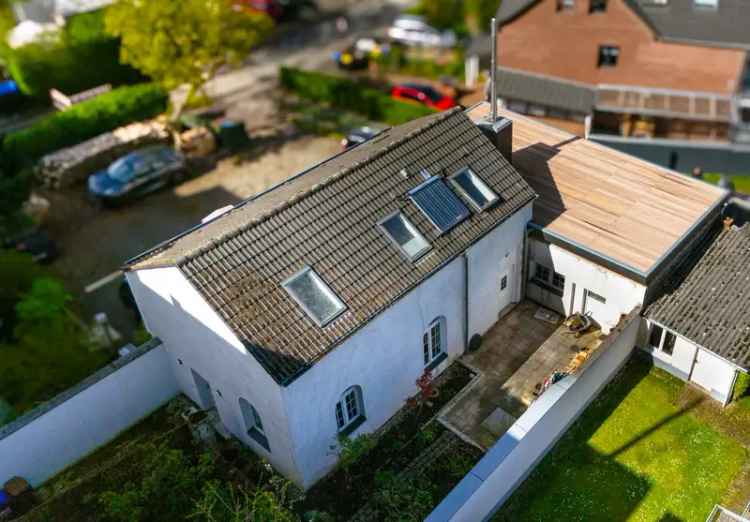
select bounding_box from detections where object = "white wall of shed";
[641,319,738,404]
[126,267,303,484]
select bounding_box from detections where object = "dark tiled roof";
[633,0,750,48]
[497,0,750,48]
[128,109,537,384]
[495,67,595,114]
[646,224,750,369]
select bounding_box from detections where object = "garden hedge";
[5,10,143,98]
[279,66,435,125]
[1,83,167,173]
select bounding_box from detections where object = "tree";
[105,0,273,118]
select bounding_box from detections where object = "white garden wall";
[0,339,177,487]
[428,309,641,522]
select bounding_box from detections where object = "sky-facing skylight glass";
[379,212,431,260]
[450,168,499,211]
[282,267,346,327]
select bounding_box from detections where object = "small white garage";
[643,224,750,405]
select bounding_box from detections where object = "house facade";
[125,108,536,488]
[493,0,750,173]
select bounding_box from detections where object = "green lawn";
[495,358,749,522]
[702,173,750,195]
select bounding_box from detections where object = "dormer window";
[449,168,500,211]
[379,212,431,261]
[282,266,346,327]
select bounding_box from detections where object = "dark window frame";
[598,45,620,67]
[589,0,607,12]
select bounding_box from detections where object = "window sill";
[339,415,366,437]
[425,352,448,372]
[248,427,270,452]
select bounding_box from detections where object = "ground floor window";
[336,386,365,434]
[423,318,446,367]
[239,398,269,451]
[649,323,676,356]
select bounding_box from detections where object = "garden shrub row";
[1,83,167,173]
[279,66,436,125]
[5,10,143,99]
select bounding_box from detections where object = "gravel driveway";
[47,136,341,340]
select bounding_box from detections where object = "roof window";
[449,168,500,211]
[379,212,431,261]
[282,267,346,327]
[409,176,470,234]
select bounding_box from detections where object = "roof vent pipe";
[477,17,513,164]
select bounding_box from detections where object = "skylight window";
[379,212,431,261]
[409,176,470,234]
[450,168,500,211]
[282,267,346,327]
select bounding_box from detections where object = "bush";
[733,371,750,403]
[280,67,435,126]
[1,83,167,172]
[5,10,143,98]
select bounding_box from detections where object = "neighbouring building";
[643,221,750,404]
[492,0,750,174]
[124,108,537,489]
[125,100,735,489]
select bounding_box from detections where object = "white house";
[124,108,537,488]
[125,100,737,489]
[642,222,750,404]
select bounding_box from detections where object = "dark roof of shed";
[495,67,595,114]
[496,0,750,48]
[127,108,537,384]
[646,224,750,370]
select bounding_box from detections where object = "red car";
[390,84,457,110]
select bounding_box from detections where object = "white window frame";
[649,323,676,356]
[282,266,346,327]
[239,398,269,451]
[449,167,500,212]
[423,318,445,367]
[377,211,431,261]
[336,386,364,433]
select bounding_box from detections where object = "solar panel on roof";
[409,176,470,234]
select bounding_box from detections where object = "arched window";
[423,317,446,367]
[239,398,269,451]
[335,385,365,434]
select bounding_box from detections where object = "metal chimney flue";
[478,17,513,164]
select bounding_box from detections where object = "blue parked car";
[88,146,188,205]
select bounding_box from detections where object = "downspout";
[522,225,531,301]
[463,252,470,353]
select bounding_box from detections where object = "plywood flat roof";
[467,102,727,276]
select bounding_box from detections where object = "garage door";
[583,289,608,325]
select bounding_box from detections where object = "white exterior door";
[583,289,608,324]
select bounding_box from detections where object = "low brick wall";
[0,338,178,486]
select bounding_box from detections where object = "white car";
[387,15,456,48]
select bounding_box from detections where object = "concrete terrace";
[441,301,602,449]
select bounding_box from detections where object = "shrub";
[733,371,750,403]
[279,67,435,125]
[1,83,167,172]
[5,10,143,98]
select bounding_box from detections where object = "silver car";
[387,15,457,48]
